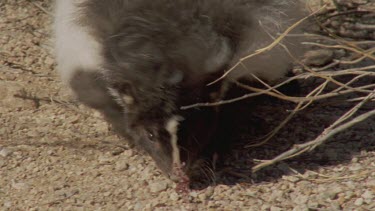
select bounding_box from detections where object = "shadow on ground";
[189,80,375,189]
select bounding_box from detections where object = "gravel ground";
[1,0,374,210]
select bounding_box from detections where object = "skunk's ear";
[174,35,233,86]
[203,37,232,75]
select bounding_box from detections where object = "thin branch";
[252,91,375,172]
[29,1,53,16]
[206,5,327,86]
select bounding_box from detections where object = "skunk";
[54,0,308,182]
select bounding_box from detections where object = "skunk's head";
[95,9,240,180]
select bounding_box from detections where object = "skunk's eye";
[148,132,155,141]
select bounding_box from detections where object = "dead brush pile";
[210,0,375,172]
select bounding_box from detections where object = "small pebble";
[270,206,282,211]
[133,202,143,211]
[292,205,309,211]
[189,191,198,198]
[330,201,342,210]
[170,192,180,201]
[327,186,343,200]
[11,181,29,190]
[103,191,111,197]
[362,190,374,200]
[98,155,113,164]
[345,191,355,199]
[283,175,300,183]
[3,201,12,208]
[112,148,125,156]
[351,157,359,163]
[0,147,12,157]
[349,164,362,171]
[354,198,364,206]
[115,160,129,171]
[150,181,168,193]
[201,187,214,200]
[293,194,309,205]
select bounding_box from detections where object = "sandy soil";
[1,0,374,210]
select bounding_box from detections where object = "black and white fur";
[54,0,308,181]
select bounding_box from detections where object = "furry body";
[54,0,308,181]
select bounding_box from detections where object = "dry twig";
[252,91,375,172]
[207,5,328,86]
[183,1,375,173]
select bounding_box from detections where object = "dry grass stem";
[29,1,53,16]
[207,4,328,86]
[252,91,375,172]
